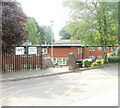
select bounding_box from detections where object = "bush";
[107,53,114,57]
[108,56,120,63]
[91,59,104,67]
[82,60,91,68]
[97,59,104,65]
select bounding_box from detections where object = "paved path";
[1,66,69,81]
[0,64,118,82]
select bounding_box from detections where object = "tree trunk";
[112,45,116,56]
[104,45,108,63]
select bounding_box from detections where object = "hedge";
[108,56,120,63]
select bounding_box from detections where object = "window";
[97,55,102,59]
[97,47,102,50]
[107,47,109,51]
[63,58,66,65]
[89,47,95,51]
[89,56,95,59]
[53,58,67,65]
[42,48,48,54]
[78,47,82,54]
[53,58,57,63]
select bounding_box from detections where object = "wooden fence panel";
[2,46,42,72]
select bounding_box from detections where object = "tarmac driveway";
[1,64,118,106]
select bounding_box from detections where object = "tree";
[38,26,46,45]
[26,18,54,45]
[64,1,118,62]
[25,17,40,45]
[43,26,54,44]
[2,1,28,53]
[59,27,72,39]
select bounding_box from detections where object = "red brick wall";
[47,46,113,60]
[48,47,79,59]
[82,47,89,59]
[89,47,104,59]
[83,47,113,59]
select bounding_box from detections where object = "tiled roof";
[53,40,84,46]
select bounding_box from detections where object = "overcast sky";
[17,0,70,40]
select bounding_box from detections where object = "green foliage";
[97,59,104,65]
[25,17,40,45]
[91,59,104,67]
[63,1,118,62]
[43,26,54,44]
[82,60,91,68]
[59,27,72,39]
[91,62,101,67]
[26,18,54,45]
[108,56,120,63]
[107,53,114,57]
[2,1,28,53]
[38,26,46,44]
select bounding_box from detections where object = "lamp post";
[39,44,42,69]
[50,21,54,61]
[39,34,43,70]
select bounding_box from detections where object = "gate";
[2,46,42,72]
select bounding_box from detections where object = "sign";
[28,47,37,54]
[16,47,24,55]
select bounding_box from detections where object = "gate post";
[68,53,77,70]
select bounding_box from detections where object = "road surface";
[0,65,118,106]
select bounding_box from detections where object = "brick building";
[42,40,113,65]
[2,40,113,72]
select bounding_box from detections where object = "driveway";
[1,65,118,106]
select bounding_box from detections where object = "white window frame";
[89,55,95,59]
[78,47,82,54]
[42,48,48,54]
[89,47,95,51]
[97,47,102,51]
[53,58,67,65]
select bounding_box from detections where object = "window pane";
[57,58,62,65]
[89,56,95,59]
[98,47,102,50]
[42,49,47,54]
[97,56,102,59]
[53,58,56,63]
[63,58,66,65]
[78,47,82,54]
[90,47,95,51]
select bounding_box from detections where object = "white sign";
[16,47,25,55]
[28,47,37,54]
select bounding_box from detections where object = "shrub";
[96,59,104,65]
[91,62,100,67]
[107,53,114,57]
[91,59,104,67]
[101,59,104,64]
[82,60,91,68]
[108,56,120,63]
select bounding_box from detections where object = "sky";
[17,0,70,40]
